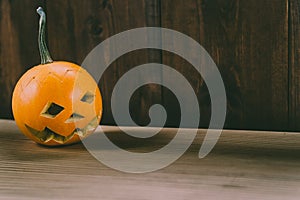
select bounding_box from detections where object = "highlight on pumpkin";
[11,7,103,146]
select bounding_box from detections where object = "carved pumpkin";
[12,7,102,146]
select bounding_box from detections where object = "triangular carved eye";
[81,91,95,104]
[41,102,64,118]
[65,113,84,123]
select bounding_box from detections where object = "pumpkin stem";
[37,7,53,64]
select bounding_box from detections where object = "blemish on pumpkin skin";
[22,75,43,95]
[64,69,75,75]
[47,72,65,83]
[24,76,37,88]
[61,69,76,82]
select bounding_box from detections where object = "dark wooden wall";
[0,0,299,131]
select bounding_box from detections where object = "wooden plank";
[161,0,289,130]
[289,0,300,131]
[1,120,300,199]
[0,0,45,119]
[160,0,204,128]
[0,0,292,131]
[46,0,162,126]
[127,0,163,127]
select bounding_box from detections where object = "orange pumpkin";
[12,7,102,146]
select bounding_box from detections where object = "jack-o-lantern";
[12,7,102,146]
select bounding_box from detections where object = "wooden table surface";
[0,120,300,200]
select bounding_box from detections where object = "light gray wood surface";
[0,120,300,200]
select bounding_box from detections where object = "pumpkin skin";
[12,61,102,146]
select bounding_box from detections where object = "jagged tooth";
[53,134,66,144]
[43,133,54,143]
[86,117,98,131]
[25,124,39,136]
[86,124,94,132]
[33,130,45,138]
[74,129,84,137]
[26,117,99,144]
[75,117,99,137]
[25,125,53,143]
[26,124,75,144]
[91,117,98,126]
[65,132,75,141]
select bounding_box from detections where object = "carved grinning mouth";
[25,117,99,144]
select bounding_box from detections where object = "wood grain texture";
[160,0,206,128]
[289,0,300,131]
[1,120,300,199]
[0,0,45,119]
[161,0,289,130]
[0,0,296,131]
[46,0,162,126]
